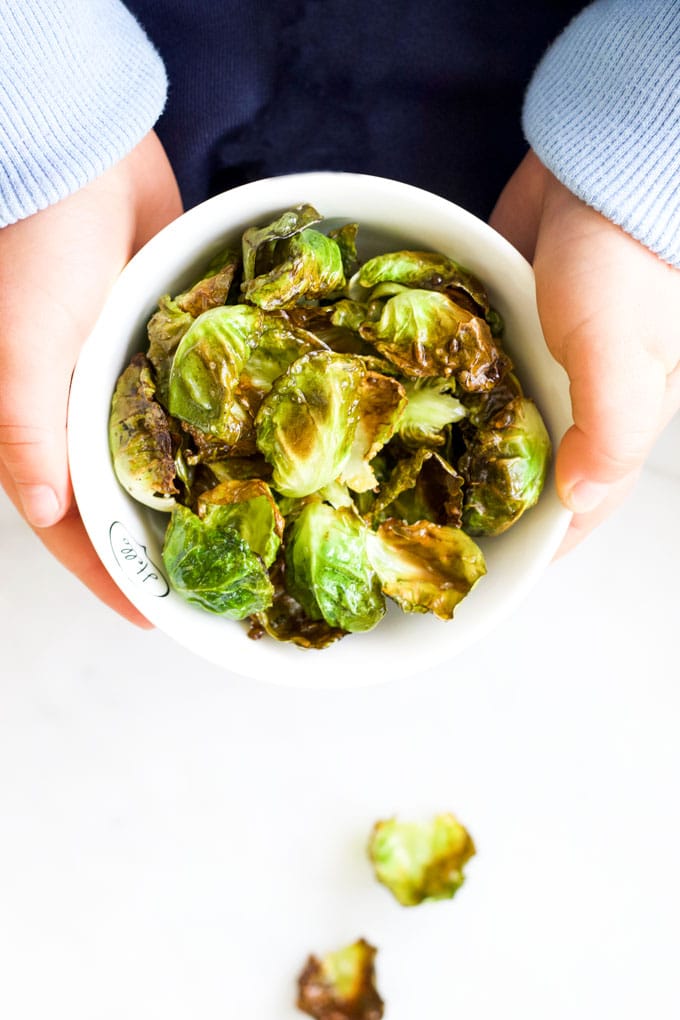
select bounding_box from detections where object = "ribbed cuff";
[523,0,680,267]
[0,0,168,226]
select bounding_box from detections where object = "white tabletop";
[1,413,678,1020]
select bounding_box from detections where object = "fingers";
[0,131,182,622]
[0,458,151,626]
[0,179,135,524]
[554,471,640,557]
[491,152,680,549]
[533,185,680,517]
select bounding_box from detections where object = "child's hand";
[0,130,182,624]
[491,150,680,554]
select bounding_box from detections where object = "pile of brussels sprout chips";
[109,204,551,649]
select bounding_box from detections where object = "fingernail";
[565,480,609,514]
[20,484,61,528]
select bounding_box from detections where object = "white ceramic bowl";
[68,172,572,688]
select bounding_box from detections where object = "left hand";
[0,131,182,625]
[490,149,680,554]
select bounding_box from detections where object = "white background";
[1,413,678,1019]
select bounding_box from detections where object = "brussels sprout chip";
[368,813,476,907]
[109,206,552,648]
[297,938,384,1020]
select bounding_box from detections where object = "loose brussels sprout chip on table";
[368,812,476,906]
[297,938,384,1020]
[109,204,552,648]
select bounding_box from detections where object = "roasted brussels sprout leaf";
[367,519,486,619]
[460,396,552,535]
[241,203,321,282]
[297,938,384,1020]
[329,222,360,279]
[255,351,365,497]
[243,228,345,310]
[109,353,178,510]
[357,249,489,311]
[146,295,194,408]
[110,204,552,648]
[395,377,466,447]
[367,448,464,528]
[368,813,476,907]
[175,247,240,317]
[168,305,263,437]
[237,312,328,409]
[162,505,273,618]
[248,554,347,648]
[286,503,385,632]
[339,371,407,492]
[360,289,506,390]
[197,479,284,568]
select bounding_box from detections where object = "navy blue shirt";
[128,1,585,218]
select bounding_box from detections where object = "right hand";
[0,130,183,625]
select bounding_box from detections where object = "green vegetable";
[197,478,284,568]
[339,370,406,492]
[109,353,178,510]
[146,295,194,408]
[243,228,345,310]
[255,350,365,497]
[460,396,552,535]
[359,289,505,391]
[367,448,464,527]
[162,504,273,618]
[358,249,489,311]
[367,519,486,619]
[297,938,384,1020]
[168,304,263,437]
[175,247,240,317]
[329,222,360,278]
[395,377,466,447]
[285,502,385,632]
[241,203,321,282]
[368,813,476,906]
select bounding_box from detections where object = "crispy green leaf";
[175,247,241,317]
[339,371,407,493]
[109,353,178,510]
[367,518,486,618]
[395,377,467,447]
[368,813,476,906]
[357,249,489,312]
[460,396,552,535]
[197,478,284,568]
[368,448,464,527]
[162,504,273,618]
[242,204,322,282]
[243,228,345,310]
[168,305,263,437]
[297,939,384,1020]
[255,351,365,498]
[285,503,385,632]
[247,553,347,649]
[328,222,360,278]
[146,295,195,408]
[359,289,505,390]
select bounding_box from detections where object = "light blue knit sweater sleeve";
[523,0,680,266]
[0,0,167,227]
